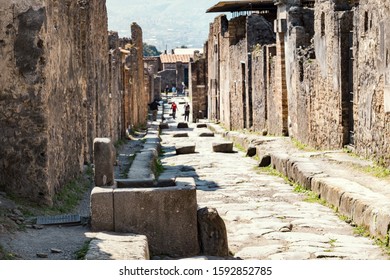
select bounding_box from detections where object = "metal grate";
[36,214,81,225]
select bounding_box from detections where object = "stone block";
[212,142,233,153]
[173,132,189,137]
[176,144,196,154]
[90,187,114,232]
[246,145,257,157]
[196,123,208,128]
[177,122,189,129]
[197,207,229,257]
[159,123,169,129]
[198,132,214,137]
[113,186,200,257]
[86,232,150,260]
[258,154,271,167]
[94,138,115,187]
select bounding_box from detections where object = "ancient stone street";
[157,97,388,260]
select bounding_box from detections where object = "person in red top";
[171,102,177,119]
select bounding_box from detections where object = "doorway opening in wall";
[347,30,355,146]
[241,61,247,128]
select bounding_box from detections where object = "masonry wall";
[353,0,390,166]
[0,0,113,205]
[123,23,148,130]
[207,15,229,125]
[189,54,208,122]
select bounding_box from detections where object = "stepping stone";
[258,154,271,167]
[177,122,189,129]
[173,132,189,137]
[198,132,214,137]
[196,123,207,128]
[212,142,233,153]
[176,144,196,154]
[246,145,257,157]
[159,123,169,129]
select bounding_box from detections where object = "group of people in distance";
[165,82,186,96]
[170,101,190,121]
[148,99,190,122]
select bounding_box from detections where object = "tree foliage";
[143,43,162,57]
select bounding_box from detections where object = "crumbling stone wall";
[352,0,390,166]
[207,14,275,131]
[207,15,229,125]
[189,52,208,122]
[0,0,116,205]
[108,31,124,141]
[123,23,148,130]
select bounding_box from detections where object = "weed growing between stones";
[74,240,91,260]
[0,244,16,260]
[50,176,91,214]
[155,159,164,177]
[291,137,316,151]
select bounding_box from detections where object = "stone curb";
[126,122,161,180]
[207,123,390,241]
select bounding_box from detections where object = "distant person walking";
[165,85,169,96]
[149,99,159,121]
[184,103,190,122]
[171,101,177,119]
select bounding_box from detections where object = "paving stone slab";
[86,232,149,260]
[212,142,233,153]
[176,144,196,154]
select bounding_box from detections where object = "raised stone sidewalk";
[207,123,390,242]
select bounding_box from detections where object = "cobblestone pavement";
[159,98,388,260]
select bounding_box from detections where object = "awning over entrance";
[206,0,276,13]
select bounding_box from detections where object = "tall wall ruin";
[352,0,390,165]
[206,0,390,167]
[0,0,149,205]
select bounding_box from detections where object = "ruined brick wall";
[189,54,208,122]
[108,31,124,142]
[123,23,148,130]
[251,49,268,131]
[207,15,229,125]
[268,31,288,136]
[228,16,247,131]
[285,4,314,141]
[0,0,111,205]
[309,0,353,149]
[353,0,390,166]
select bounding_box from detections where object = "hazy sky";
[105,0,220,50]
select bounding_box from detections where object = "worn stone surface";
[86,232,149,260]
[113,186,200,257]
[90,187,114,232]
[160,119,388,260]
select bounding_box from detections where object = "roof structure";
[160,54,191,64]
[206,1,315,13]
[206,0,276,13]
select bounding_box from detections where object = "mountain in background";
[106,0,221,52]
